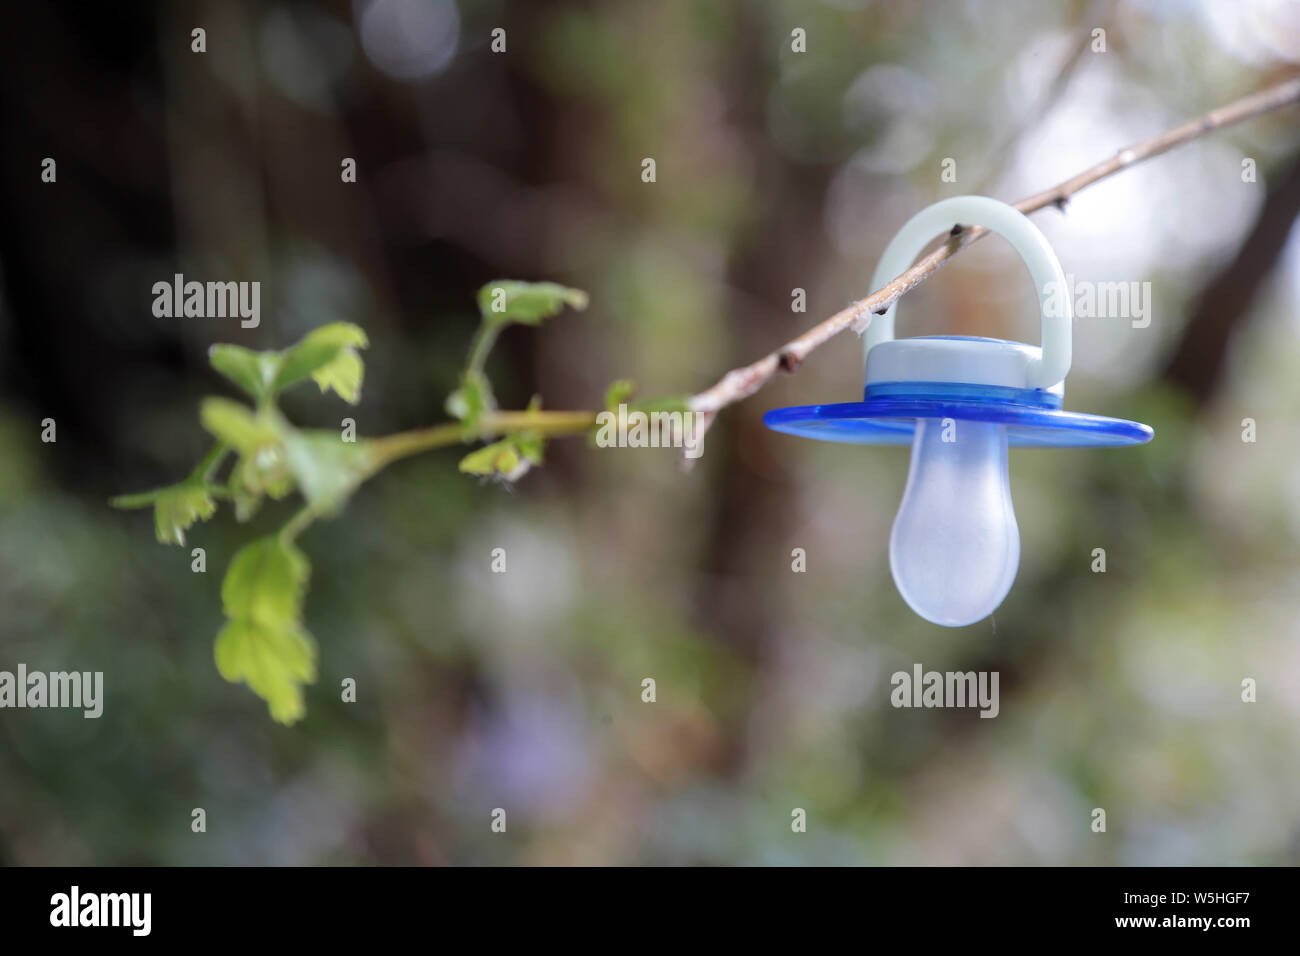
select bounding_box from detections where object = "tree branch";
[277,410,602,541]
[687,74,1300,427]
[197,73,1300,515]
[368,410,600,472]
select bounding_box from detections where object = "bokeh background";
[2,0,1300,865]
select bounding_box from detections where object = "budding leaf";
[152,483,217,546]
[604,379,636,411]
[214,618,316,724]
[476,280,588,327]
[200,398,295,504]
[208,345,279,402]
[445,370,495,427]
[111,481,219,546]
[310,346,365,404]
[206,324,370,405]
[511,432,544,465]
[222,535,307,623]
[199,398,277,456]
[227,460,263,522]
[231,450,293,501]
[458,440,521,477]
[216,536,317,724]
[274,322,369,403]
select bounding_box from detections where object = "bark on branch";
[687,75,1300,427]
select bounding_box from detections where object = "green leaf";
[227,460,263,522]
[214,618,316,725]
[604,379,636,411]
[199,398,277,456]
[234,451,294,500]
[274,322,369,403]
[476,280,588,327]
[216,536,317,724]
[444,370,495,425]
[458,440,521,477]
[200,399,296,503]
[152,483,218,546]
[110,445,229,544]
[222,536,309,625]
[208,345,279,401]
[111,481,220,546]
[509,431,544,465]
[206,323,370,406]
[281,431,373,513]
[311,347,365,404]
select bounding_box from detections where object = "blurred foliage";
[112,280,588,722]
[113,318,374,722]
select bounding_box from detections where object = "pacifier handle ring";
[864,195,1071,390]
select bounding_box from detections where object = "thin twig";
[278,410,601,539]
[686,75,1300,432]
[368,410,600,471]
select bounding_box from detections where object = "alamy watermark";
[1043,274,1152,329]
[0,664,103,718]
[50,886,150,936]
[152,273,260,328]
[890,663,999,718]
[594,404,704,459]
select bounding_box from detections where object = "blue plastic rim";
[764,381,1154,448]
